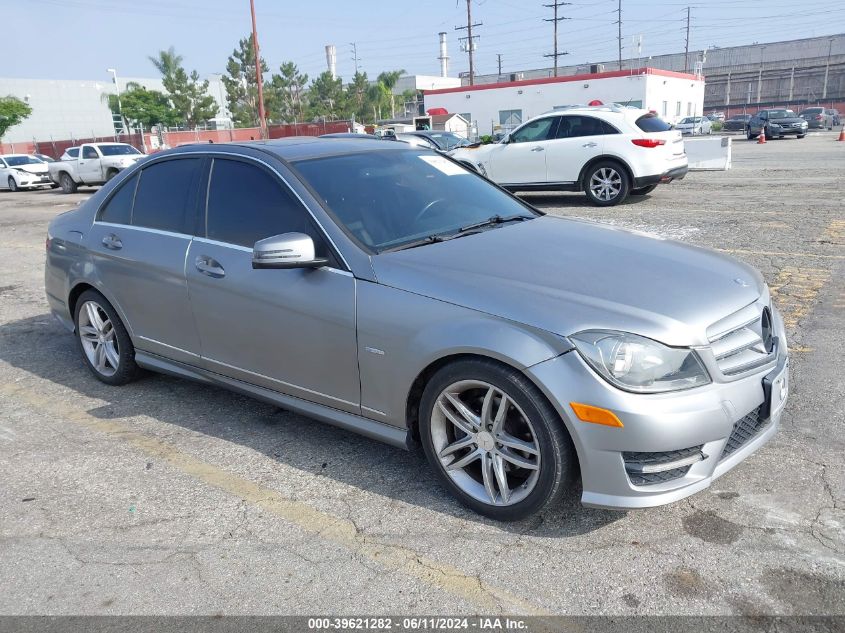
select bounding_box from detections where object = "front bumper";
[768,126,807,136]
[526,320,788,510]
[633,165,688,189]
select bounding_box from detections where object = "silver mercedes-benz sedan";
[45,138,789,520]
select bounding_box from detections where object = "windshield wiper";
[458,214,531,233]
[384,234,447,252]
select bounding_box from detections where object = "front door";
[78,145,102,183]
[544,115,608,183]
[88,157,204,364]
[185,156,360,414]
[487,116,559,185]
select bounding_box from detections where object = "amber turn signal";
[570,403,624,428]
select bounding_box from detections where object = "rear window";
[131,158,201,233]
[65,148,79,158]
[98,144,142,156]
[636,114,672,132]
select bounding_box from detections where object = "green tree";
[366,82,391,121]
[222,34,269,127]
[347,71,370,122]
[307,71,347,121]
[376,69,405,118]
[121,84,180,128]
[268,61,308,123]
[149,47,218,128]
[0,96,32,140]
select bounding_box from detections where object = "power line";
[455,0,482,85]
[543,1,571,77]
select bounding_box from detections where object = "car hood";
[769,116,805,124]
[12,164,48,174]
[370,216,765,347]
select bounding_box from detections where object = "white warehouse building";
[423,68,705,138]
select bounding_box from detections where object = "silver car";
[45,139,789,520]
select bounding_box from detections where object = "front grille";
[720,406,768,461]
[708,305,774,377]
[623,445,704,486]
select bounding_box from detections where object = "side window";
[82,146,98,159]
[98,173,138,225]
[0,159,6,168]
[66,148,80,158]
[132,158,201,233]
[511,117,558,143]
[557,116,615,138]
[205,158,330,258]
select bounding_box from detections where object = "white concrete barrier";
[684,136,732,171]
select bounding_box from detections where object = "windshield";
[679,117,698,124]
[293,149,537,253]
[766,110,795,119]
[423,132,469,150]
[97,144,142,156]
[4,156,44,166]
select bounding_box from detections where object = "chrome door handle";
[530,146,545,152]
[101,233,122,250]
[195,255,225,278]
[582,142,598,148]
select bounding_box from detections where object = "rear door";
[486,116,558,185]
[544,115,610,183]
[88,157,203,364]
[185,156,360,413]
[78,145,103,183]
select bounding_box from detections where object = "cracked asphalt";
[0,132,843,616]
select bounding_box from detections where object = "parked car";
[748,109,808,140]
[45,138,788,519]
[708,112,726,122]
[0,154,53,191]
[319,133,380,139]
[450,105,687,206]
[403,130,471,151]
[33,153,56,163]
[798,107,833,130]
[47,142,146,193]
[675,116,712,135]
[826,109,841,127]
[722,114,752,132]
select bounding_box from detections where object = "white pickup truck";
[48,142,145,193]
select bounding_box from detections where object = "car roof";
[156,137,415,162]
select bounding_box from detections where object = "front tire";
[797,134,806,139]
[60,173,77,194]
[583,161,630,206]
[74,289,141,385]
[7,176,18,192]
[419,359,576,521]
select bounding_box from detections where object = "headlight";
[570,330,711,393]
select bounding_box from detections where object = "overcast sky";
[5,0,843,82]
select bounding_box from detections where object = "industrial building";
[423,68,705,137]
[470,33,844,114]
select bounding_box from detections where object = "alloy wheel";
[78,300,120,377]
[429,380,541,506]
[589,167,622,202]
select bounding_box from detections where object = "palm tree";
[376,69,405,118]
[148,47,184,79]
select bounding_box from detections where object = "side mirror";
[252,232,328,270]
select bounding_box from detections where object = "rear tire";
[419,359,576,521]
[7,176,18,192]
[631,184,658,196]
[797,134,806,139]
[583,161,630,207]
[74,289,141,386]
[60,173,77,194]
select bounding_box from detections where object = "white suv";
[450,105,688,206]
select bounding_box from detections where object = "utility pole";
[455,0,482,86]
[823,37,833,99]
[350,42,360,75]
[684,7,691,73]
[543,1,570,77]
[616,0,622,70]
[249,0,267,138]
[497,54,503,78]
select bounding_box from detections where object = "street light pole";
[249,0,268,138]
[107,68,124,135]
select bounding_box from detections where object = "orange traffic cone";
[838,127,845,142]
[757,127,766,144]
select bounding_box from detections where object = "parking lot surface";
[1,133,843,616]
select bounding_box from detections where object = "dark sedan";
[747,109,808,140]
[723,114,751,132]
